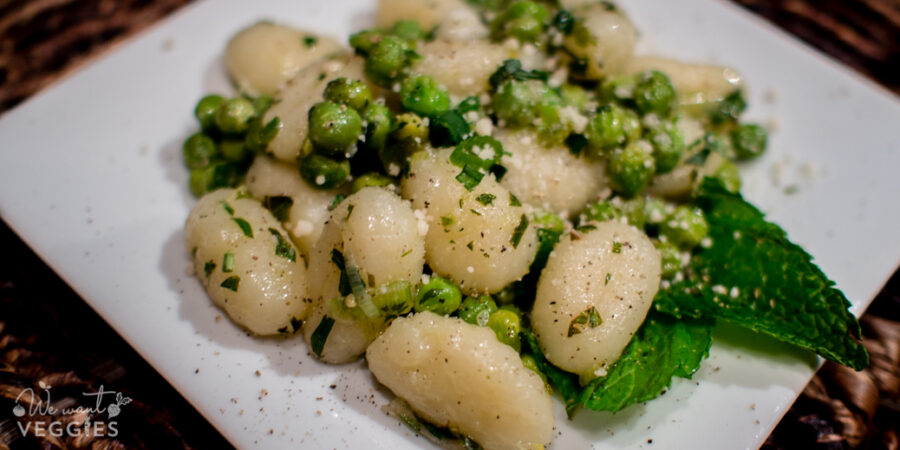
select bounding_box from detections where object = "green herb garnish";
[311,316,335,357]
[233,218,253,238]
[511,214,529,248]
[220,276,240,292]
[264,195,294,222]
[269,228,296,262]
[654,178,869,370]
[476,193,496,206]
[203,260,216,278]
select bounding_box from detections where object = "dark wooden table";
[0,1,897,449]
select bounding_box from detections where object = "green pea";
[608,142,656,196]
[391,112,429,142]
[372,280,414,316]
[189,162,236,197]
[643,196,671,225]
[349,29,384,56]
[619,196,647,229]
[352,173,394,193]
[710,89,747,125]
[655,240,682,279]
[647,119,685,174]
[660,205,709,250]
[583,201,622,223]
[414,276,462,316]
[390,20,426,44]
[365,35,412,87]
[307,101,363,155]
[586,105,627,152]
[361,102,393,151]
[487,309,521,350]
[533,210,565,234]
[492,1,549,43]
[620,108,642,143]
[299,154,351,189]
[182,132,219,169]
[536,103,572,145]
[194,94,224,130]
[458,295,498,326]
[599,75,637,104]
[559,84,591,111]
[214,97,255,134]
[400,74,451,117]
[633,71,677,117]
[731,123,768,160]
[492,80,547,127]
[324,78,373,111]
[520,355,551,392]
[711,159,742,194]
[220,139,250,163]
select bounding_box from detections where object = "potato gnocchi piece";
[647,151,728,199]
[367,312,554,450]
[564,3,637,79]
[497,129,607,218]
[225,23,342,97]
[402,149,539,294]
[413,40,508,99]
[625,56,743,108]
[376,0,470,30]
[263,55,368,163]
[434,5,489,42]
[185,189,309,335]
[532,221,660,380]
[245,155,343,258]
[303,187,426,364]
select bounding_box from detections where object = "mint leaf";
[520,331,582,413]
[578,312,714,413]
[654,178,869,370]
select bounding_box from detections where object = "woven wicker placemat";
[0,1,897,449]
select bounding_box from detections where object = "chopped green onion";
[222,251,235,272]
[511,214,529,248]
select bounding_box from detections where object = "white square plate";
[1,0,898,448]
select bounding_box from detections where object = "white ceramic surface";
[1,0,898,448]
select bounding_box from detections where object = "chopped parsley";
[303,35,317,47]
[220,201,234,216]
[476,193,496,206]
[509,193,522,207]
[220,276,240,292]
[612,241,622,254]
[568,306,602,337]
[488,59,550,90]
[449,136,507,191]
[311,316,335,357]
[203,260,216,278]
[329,194,347,211]
[511,214,529,248]
[269,228,297,262]
[441,216,454,226]
[331,249,351,296]
[232,218,253,238]
[264,196,294,222]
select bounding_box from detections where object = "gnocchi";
[367,312,554,450]
[185,188,309,335]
